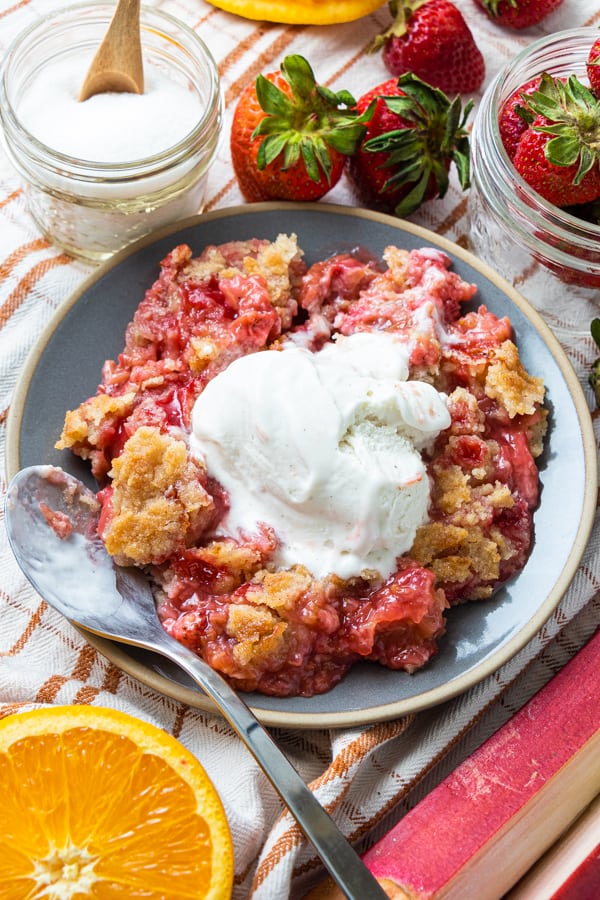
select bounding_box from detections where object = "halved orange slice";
[0,705,233,899]
[206,0,385,25]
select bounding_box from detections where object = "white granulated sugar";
[18,55,202,162]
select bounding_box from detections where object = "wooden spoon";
[79,0,144,101]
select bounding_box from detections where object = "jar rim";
[472,27,600,263]
[0,1,223,177]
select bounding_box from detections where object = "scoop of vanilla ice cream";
[190,331,450,580]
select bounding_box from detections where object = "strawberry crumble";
[57,234,546,698]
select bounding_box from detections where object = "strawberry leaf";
[318,85,355,108]
[575,146,596,184]
[518,72,600,184]
[258,133,289,168]
[283,141,301,170]
[280,55,319,103]
[249,54,367,183]
[590,318,600,406]
[367,0,431,54]
[394,171,432,217]
[361,74,471,216]
[543,134,584,167]
[310,139,334,180]
[452,148,470,189]
[326,123,371,154]
[479,0,518,14]
[568,74,594,109]
[254,76,294,120]
[514,102,535,126]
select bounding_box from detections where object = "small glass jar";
[469,28,600,303]
[0,3,223,263]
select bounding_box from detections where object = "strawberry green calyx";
[475,0,565,29]
[478,0,518,14]
[252,55,369,184]
[361,73,472,216]
[368,0,430,53]
[589,317,600,407]
[523,73,600,185]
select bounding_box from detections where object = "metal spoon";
[5,465,389,900]
[79,0,144,101]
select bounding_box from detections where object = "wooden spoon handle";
[79,0,144,101]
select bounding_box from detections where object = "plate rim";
[6,201,598,729]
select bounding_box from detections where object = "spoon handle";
[155,633,389,900]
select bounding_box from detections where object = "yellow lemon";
[207,0,385,25]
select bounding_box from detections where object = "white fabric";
[1,2,599,897]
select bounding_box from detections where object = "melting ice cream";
[190,331,451,580]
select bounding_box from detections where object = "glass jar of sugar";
[468,28,600,309]
[0,2,223,263]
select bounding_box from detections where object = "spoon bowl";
[4,464,389,900]
[79,0,143,101]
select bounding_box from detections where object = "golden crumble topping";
[485,340,545,417]
[226,569,315,669]
[227,605,289,668]
[411,521,501,600]
[199,539,269,588]
[431,465,472,514]
[412,458,516,600]
[101,426,214,566]
[57,391,137,454]
[248,567,314,614]
[528,408,549,458]
[245,233,303,306]
[382,245,410,285]
[188,336,218,374]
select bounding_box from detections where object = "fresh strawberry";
[472,0,565,30]
[587,36,600,99]
[369,0,484,95]
[346,73,472,216]
[498,76,541,160]
[512,74,600,207]
[230,55,368,202]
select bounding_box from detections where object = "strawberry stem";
[478,0,518,15]
[361,73,472,216]
[252,54,369,183]
[368,0,430,54]
[519,73,600,185]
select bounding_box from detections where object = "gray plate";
[6,203,597,728]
